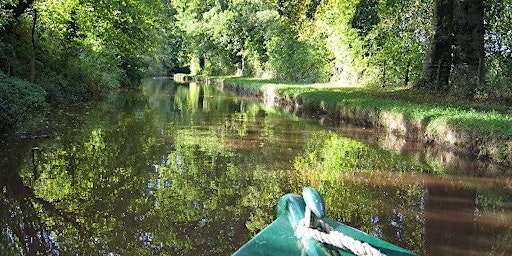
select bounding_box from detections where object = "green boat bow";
[233,187,416,256]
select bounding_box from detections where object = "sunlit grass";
[257,77,512,137]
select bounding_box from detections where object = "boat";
[233,187,417,256]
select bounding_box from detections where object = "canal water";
[0,78,511,255]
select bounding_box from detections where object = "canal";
[1,78,511,255]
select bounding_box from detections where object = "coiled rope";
[296,218,386,256]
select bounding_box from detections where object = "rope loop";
[296,218,386,256]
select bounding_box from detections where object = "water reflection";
[0,78,511,255]
[289,131,512,255]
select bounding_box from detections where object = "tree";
[484,0,512,99]
[0,0,36,31]
[422,0,454,89]
[350,0,380,39]
[422,0,485,95]
[451,0,485,93]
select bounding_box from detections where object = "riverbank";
[175,74,512,168]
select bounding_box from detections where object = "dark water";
[1,78,511,255]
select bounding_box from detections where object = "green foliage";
[0,0,184,128]
[368,0,432,87]
[40,0,178,86]
[482,0,512,100]
[310,0,364,84]
[0,2,13,28]
[2,0,511,101]
[0,0,28,28]
[173,0,435,87]
[0,77,48,130]
[265,20,330,82]
[319,0,432,87]
[174,0,332,81]
[2,0,180,88]
[350,0,380,38]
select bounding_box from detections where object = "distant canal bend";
[0,78,511,255]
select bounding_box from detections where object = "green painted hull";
[233,190,416,256]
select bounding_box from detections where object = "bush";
[265,22,330,83]
[0,77,48,131]
[480,56,512,102]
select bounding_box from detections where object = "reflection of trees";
[1,172,64,255]
[145,81,301,254]
[289,131,428,254]
[3,79,511,255]
[287,131,512,255]
[1,79,310,255]
[12,86,163,255]
[0,139,95,255]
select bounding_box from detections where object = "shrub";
[265,21,330,83]
[0,77,48,131]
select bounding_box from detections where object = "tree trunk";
[199,56,205,74]
[217,0,226,11]
[421,0,485,96]
[451,0,485,94]
[422,0,454,89]
[31,9,37,82]
[405,60,411,86]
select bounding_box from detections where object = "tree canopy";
[1,0,512,131]
[1,0,179,87]
[170,0,511,99]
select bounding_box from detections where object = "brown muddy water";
[0,78,511,255]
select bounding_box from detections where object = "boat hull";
[233,191,416,256]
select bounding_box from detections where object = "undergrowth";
[0,77,48,131]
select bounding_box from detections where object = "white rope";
[296,218,386,256]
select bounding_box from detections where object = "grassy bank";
[175,74,512,167]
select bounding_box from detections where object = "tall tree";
[422,0,485,94]
[451,0,485,91]
[422,0,454,89]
